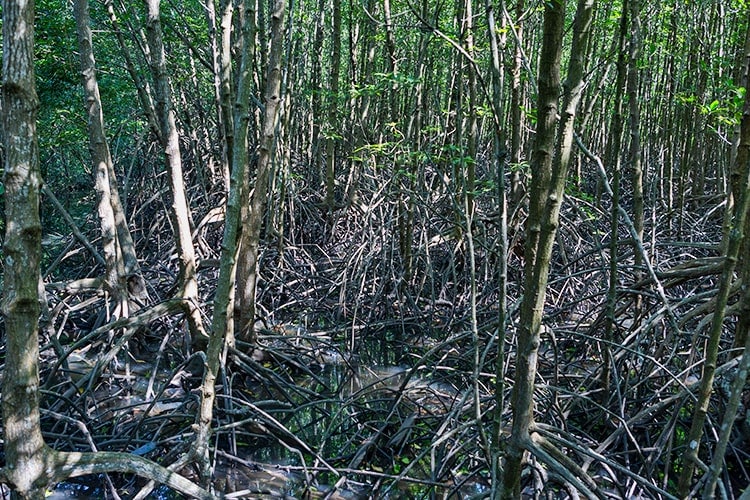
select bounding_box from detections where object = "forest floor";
[32,177,750,498]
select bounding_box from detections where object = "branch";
[42,184,106,268]
[574,133,683,339]
[49,450,216,499]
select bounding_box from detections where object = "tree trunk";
[508,0,526,211]
[601,0,628,404]
[232,0,259,346]
[144,0,206,344]
[463,0,477,218]
[217,0,235,189]
[81,0,150,309]
[1,1,49,496]
[74,0,138,319]
[195,0,260,482]
[345,0,375,207]
[677,8,750,495]
[233,0,260,342]
[236,0,286,343]
[734,15,750,351]
[396,0,429,294]
[501,0,594,496]
[628,0,644,312]
[501,4,565,495]
[485,0,508,490]
[309,0,325,175]
[197,0,286,485]
[324,0,342,216]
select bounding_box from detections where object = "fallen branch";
[48,449,215,499]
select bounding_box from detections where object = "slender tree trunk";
[661,5,678,232]
[109,167,148,306]
[237,0,285,342]
[486,0,508,493]
[217,0,234,189]
[508,0,525,210]
[601,0,628,403]
[257,0,267,88]
[324,0,342,216]
[449,1,466,239]
[195,0,259,483]
[501,0,595,496]
[86,0,150,308]
[198,0,286,483]
[734,17,750,351]
[628,0,643,311]
[205,1,233,192]
[74,0,126,308]
[397,0,429,293]
[144,0,206,344]
[464,0,477,218]
[345,0,375,207]
[343,0,359,207]
[501,4,565,495]
[678,9,750,495]
[233,0,261,342]
[73,0,149,317]
[383,0,397,119]
[309,0,325,175]
[705,77,750,490]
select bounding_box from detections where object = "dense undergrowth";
[24,141,748,498]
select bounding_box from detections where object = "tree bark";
[74,0,129,316]
[236,0,286,343]
[217,0,235,189]
[501,0,595,496]
[234,0,259,347]
[677,7,750,495]
[144,0,206,344]
[463,0,478,218]
[1,0,48,495]
[733,14,750,351]
[508,0,525,210]
[197,0,286,486]
[501,4,565,495]
[324,0,342,216]
[485,0,508,491]
[627,0,644,312]
[86,0,150,308]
